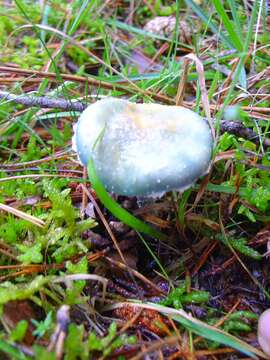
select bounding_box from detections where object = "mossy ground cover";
[0,1,270,359]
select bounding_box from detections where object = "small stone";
[144,16,192,43]
[72,97,213,197]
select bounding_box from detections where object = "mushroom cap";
[73,97,213,196]
[258,309,270,356]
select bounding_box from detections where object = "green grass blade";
[184,0,235,49]
[171,313,257,358]
[212,0,243,51]
[0,340,29,360]
[126,302,264,358]
[68,0,93,35]
[215,0,259,122]
[178,189,192,225]
[197,182,246,196]
[239,66,247,90]
[87,159,167,241]
[227,0,243,41]
[137,232,170,281]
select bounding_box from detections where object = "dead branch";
[0,90,86,112]
[220,120,270,147]
[1,90,269,146]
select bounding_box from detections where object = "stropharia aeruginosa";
[72,97,213,197]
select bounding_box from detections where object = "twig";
[220,120,270,146]
[1,90,269,146]
[0,90,86,112]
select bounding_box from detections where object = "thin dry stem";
[175,57,189,106]
[0,202,45,227]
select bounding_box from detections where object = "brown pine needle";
[0,202,45,227]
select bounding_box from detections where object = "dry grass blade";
[0,151,70,168]
[80,184,127,265]
[0,203,45,228]
[175,53,215,140]
[217,57,241,105]
[185,53,214,135]
[129,335,180,360]
[0,65,123,92]
[106,302,267,359]
[104,256,165,294]
[53,274,108,304]
[0,174,80,183]
[0,65,173,104]
[80,184,147,299]
[175,57,189,106]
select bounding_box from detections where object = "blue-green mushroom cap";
[72,97,213,197]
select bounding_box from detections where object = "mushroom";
[258,309,270,356]
[72,97,213,197]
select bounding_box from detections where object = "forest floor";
[0,1,270,359]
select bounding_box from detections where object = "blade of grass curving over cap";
[212,0,243,51]
[184,0,235,50]
[87,158,167,241]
